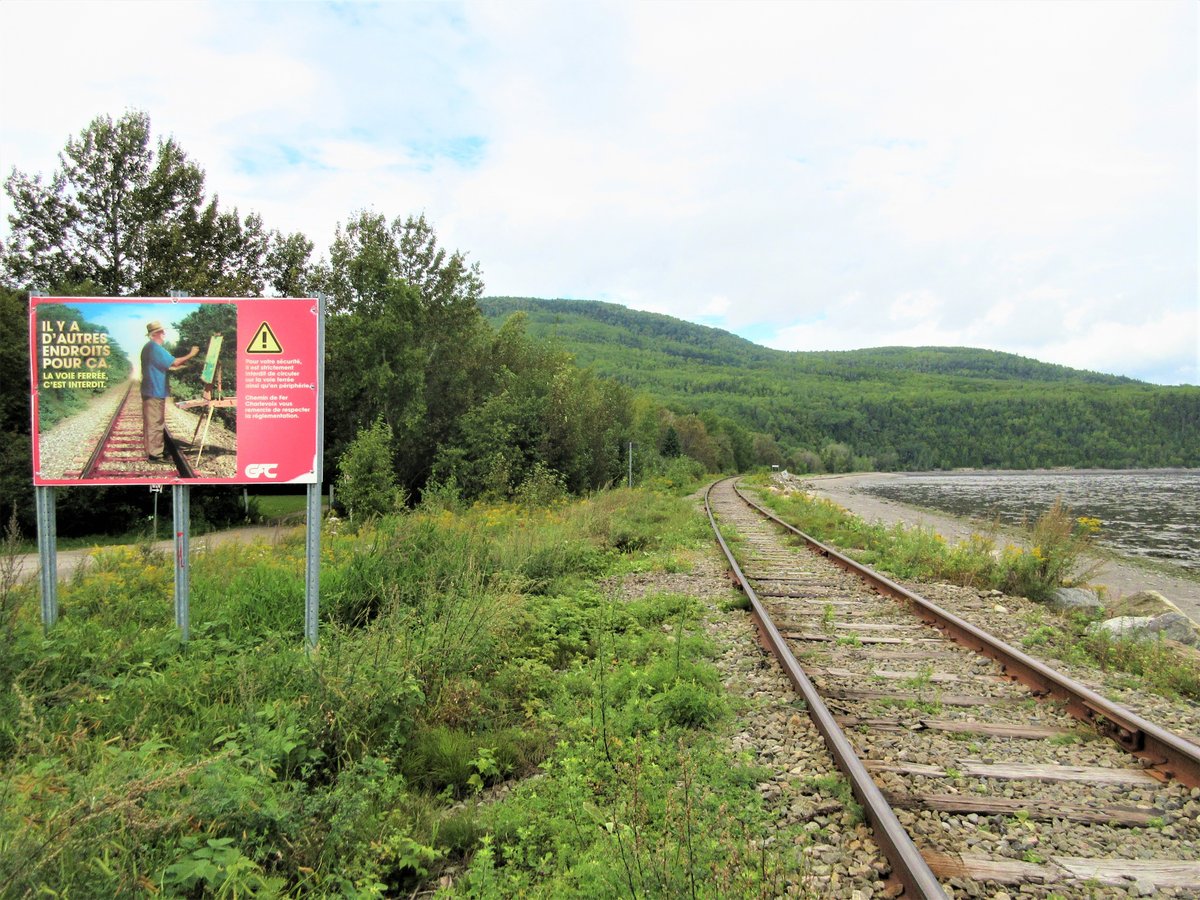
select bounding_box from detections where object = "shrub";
[654,679,725,728]
[999,500,1099,601]
[518,541,604,594]
[643,455,706,494]
[337,417,406,526]
[513,462,568,508]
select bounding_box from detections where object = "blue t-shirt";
[141,341,175,398]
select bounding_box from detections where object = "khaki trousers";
[143,397,166,457]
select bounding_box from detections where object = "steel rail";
[164,433,198,479]
[80,385,198,480]
[705,478,949,899]
[733,480,1200,789]
[79,384,134,479]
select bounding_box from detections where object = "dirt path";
[11,523,303,584]
[796,472,1200,623]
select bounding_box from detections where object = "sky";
[1,0,1196,385]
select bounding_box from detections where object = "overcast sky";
[2,0,1196,384]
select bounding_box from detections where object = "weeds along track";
[705,476,1200,899]
[74,384,197,480]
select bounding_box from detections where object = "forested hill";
[481,297,1131,384]
[481,297,1198,470]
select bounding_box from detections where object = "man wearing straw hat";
[141,320,199,463]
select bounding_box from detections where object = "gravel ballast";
[614,483,1200,898]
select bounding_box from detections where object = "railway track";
[706,476,1200,898]
[71,384,197,480]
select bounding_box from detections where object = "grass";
[1020,609,1200,701]
[16,493,329,553]
[18,526,166,554]
[754,482,1097,601]
[252,492,327,521]
[799,774,864,827]
[0,484,815,897]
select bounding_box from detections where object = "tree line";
[5,111,1194,537]
[0,111,707,536]
[482,297,1200,474]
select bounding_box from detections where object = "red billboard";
[30,297,321,486]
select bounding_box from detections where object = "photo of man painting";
[141,320,198,462]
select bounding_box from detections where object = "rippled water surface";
[862,471,1200,570]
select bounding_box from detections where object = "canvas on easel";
[200,333,223,386]
[190,334,226,465]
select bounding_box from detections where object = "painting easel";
[178,334,237,466]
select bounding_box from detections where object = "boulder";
[1047,587,1102,612]
[1090,615,1148,640]
[1147,612,1200,645]
[1089,612,1200,645]
[1105,590,1181,619]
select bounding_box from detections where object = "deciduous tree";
[317,210,490,496]
[2,111,270,296]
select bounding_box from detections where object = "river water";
[861,470,1200,571]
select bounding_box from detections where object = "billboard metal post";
[151,484,163,538]
[305,483,320,649]
[35,486,57,631]
[304,294,326,650]
[173,484,190,641]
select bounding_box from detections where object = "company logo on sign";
[245,463,279,479]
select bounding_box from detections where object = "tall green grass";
[747,477,1097,601]
[0,485,806,897]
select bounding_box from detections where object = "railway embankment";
[709,476,1200,897]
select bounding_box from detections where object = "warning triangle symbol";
[247,321,283,354]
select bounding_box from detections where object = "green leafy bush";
[336,417,407,526]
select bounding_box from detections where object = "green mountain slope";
[482,297,1199,470]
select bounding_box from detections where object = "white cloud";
[889,290,942,323]
[1029,310,1200,383]
[701,296,732,318]
[1,0,1195,384]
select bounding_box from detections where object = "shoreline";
[795,471,1200,623]
[866,467,1200,476]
